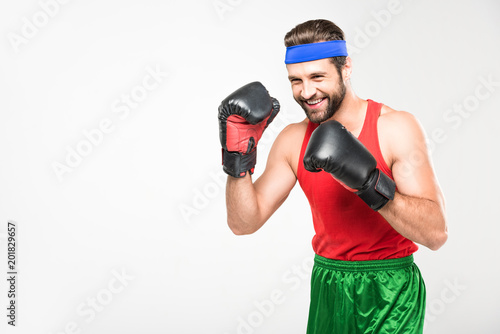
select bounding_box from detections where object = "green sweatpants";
[307,254,426,334]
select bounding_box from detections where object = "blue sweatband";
[285,40,348,64]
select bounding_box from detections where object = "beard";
[297,79,346,124]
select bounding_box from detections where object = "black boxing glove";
[303,120,395,211]
[218,82,280,178]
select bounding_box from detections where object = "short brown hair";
[284,19,346,73]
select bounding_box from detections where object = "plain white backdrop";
[1,0,499,333]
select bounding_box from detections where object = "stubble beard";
[299,79,347,124]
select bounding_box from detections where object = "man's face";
[286,58,346,123]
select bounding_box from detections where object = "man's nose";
[301,81,316,100]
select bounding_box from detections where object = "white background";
[1,0,499,333]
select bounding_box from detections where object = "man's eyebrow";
[288,71,328,80]
[309,71,328,77]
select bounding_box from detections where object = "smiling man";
[218,19,448,333]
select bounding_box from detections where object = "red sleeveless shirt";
[297,99,418,261]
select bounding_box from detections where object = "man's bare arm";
[378,111,448,250]
[226,125,299,235]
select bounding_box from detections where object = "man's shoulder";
[378,104,427,164]
[276,118,309,143]
[379,104,422,138]
[380,104,414,120]
[270,118,309,173]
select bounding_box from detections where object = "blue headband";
[285,40,348,64]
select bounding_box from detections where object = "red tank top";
[297,99,418,261]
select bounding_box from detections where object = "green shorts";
[307,254,426,334]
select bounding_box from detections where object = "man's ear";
[342,56,353,82]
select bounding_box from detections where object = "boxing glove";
[218,82,280,178]
[303,120,395,211]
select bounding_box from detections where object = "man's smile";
[304,97,326,109]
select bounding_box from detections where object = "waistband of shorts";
[314,254,414,272]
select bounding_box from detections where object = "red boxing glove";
[218,82,280,177]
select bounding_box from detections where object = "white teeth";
[306,98,323,105]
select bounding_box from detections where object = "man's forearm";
[379,192,448,251]
[226,174,265,235]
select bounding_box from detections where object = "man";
[218,19,447,333]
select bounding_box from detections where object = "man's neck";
[328,88,367,136]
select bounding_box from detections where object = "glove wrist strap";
[356,169,396,211]
[222,149,257,178]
